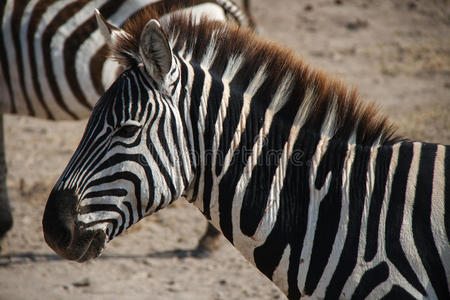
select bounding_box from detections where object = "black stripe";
[351,262,389,299]
[188,64,205,203]
[169,102,189,189]
[0,2,16,113]
[113,79,127,125]
[177,60,196,176]
[157,102,174,165]
[123,77,131,121]
[413,143,449,299]
[11,0,35,115]
[80,203,126,237]
[124,201,134,230]
[380,285,416,300]
[129,73,139,119]
[324,144,371,298]
[84,188,127,198]
[385,142,426,295]
[364,145,393,262]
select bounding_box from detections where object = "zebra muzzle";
[42,188,106,262]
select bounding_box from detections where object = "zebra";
[0,0,253,241]
[42,8,450,300]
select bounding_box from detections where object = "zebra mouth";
[44,226,107,262]
[75,230,107,262]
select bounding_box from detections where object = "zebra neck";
[187,112,449,296]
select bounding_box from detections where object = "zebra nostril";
[57,220,73,249]
[42,189,77,253]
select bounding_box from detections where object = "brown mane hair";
[111,7,400,146]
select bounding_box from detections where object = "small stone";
[335,0,343,4]
[408,2,417,10]
[346,18,369,30]
[219,279,227,285]
[72,278,90,287]
[142,258,152,266]
[304,4,313,11]
[167,280,176,286]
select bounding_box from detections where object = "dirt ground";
[0,0,449,299]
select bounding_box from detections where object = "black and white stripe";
[0,0,250,119]
[43,11,450,299]
[0,0,252,239]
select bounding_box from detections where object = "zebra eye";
[114,124,141,138]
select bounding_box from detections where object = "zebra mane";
[111,8,400,146]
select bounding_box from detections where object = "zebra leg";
[196,222,221,253]
[0,114,12,242]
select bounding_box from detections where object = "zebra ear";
[95,9,120,43]
[139,19,172,83]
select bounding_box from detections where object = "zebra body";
[42,10,450,299]
[0,0,237,119]
[0,0,252,239]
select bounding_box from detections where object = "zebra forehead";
[109,7,400,146]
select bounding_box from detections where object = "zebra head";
[43,14,193,262]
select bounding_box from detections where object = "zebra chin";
[42,188,107,262]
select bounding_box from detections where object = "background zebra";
[0,0,253,241]
[42,9,449,300]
